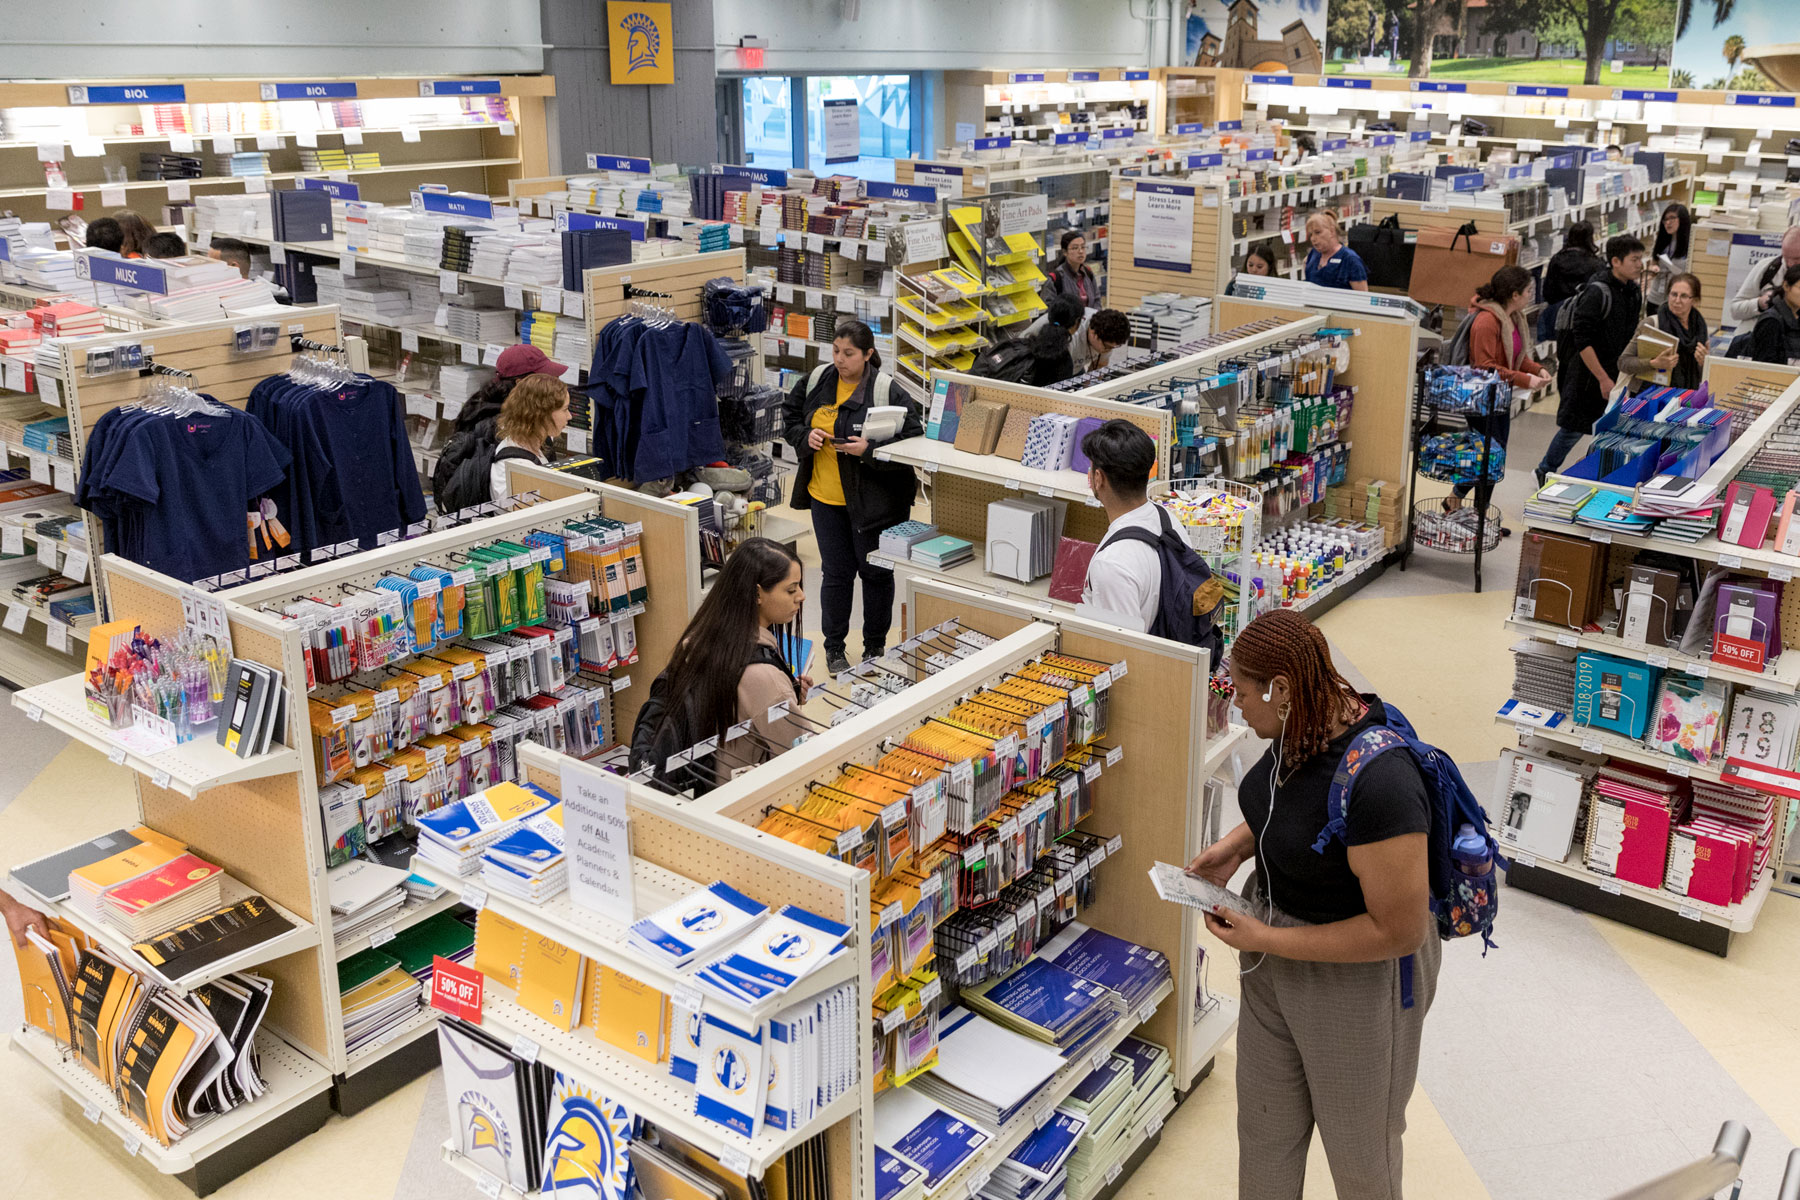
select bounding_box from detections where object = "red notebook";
[1048,538,1099,604]
[103,853,223,912]
[1616,796,1674,889]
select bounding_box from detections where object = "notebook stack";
[71,850,225,941]
[327,858,409,944]
[762,982,859,1134]
[962,956,1126,1058]
[443,303,516,344]
[385,910,475,985]
[1584,764,1688,889]
[914,1004,1068,1126]
[1573,490,1655,538]
[414,780,558,876]
[694,904,851,1007]
[1064,1037,1174,1200]
[437,1021,557,1193]
[880,520,939,560]
[1021,414,1082,471]
[338,946,425,1052]
[479,804,567,903]
[14,250,82,294]
[297,146,351,173]
[910,534,974,570]
[980,1108,1090,1200]
[874,1088,994,1198]
[211,151,270,177]
[27,299,103,337]
[136,151,202,180]
[628,881,769,969]
[1038,923,1171,1017]
[1523,480,1594,525]
[1509,639,1579,714]
[985,497,1065,583]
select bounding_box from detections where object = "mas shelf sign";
[609,1,675,85]
[1132,183,1196,273]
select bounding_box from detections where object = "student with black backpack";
[629,538,812,794]
[1078,420,1223,666]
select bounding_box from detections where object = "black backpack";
[432,419,538,514]
[968,339,1042,383]
[1101,505,1225,668]
[630,642,796,794]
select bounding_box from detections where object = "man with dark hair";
[1079,419,1162,630]
[209,236,253,278]
[1079,308,1132,373]
[144,231,187,259]
[1538,234,1644,484]
[83,217,123,252]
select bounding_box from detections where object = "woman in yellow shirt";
[781,320,924,675]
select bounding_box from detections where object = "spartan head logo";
[620,10,661,74]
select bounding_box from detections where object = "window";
[742,76,794,170]
[804,75,913,182]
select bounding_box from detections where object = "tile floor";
[1,403,1794,1199]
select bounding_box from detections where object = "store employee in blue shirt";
[1303,212,1369,292]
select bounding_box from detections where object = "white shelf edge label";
[720,1145,753,1176]
[510,1034,540,1063]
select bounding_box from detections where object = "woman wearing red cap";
[456,343,569,434]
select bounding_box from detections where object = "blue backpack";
[1314,701,1502,962]
[1100,505,1225,670]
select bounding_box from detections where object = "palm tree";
[1677,0,1739,39]
[1724,34,1745,74]
[1670,68,1695,88]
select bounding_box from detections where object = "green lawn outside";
[1322,58,1674,87]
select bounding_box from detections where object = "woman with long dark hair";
[1446,265,1551,530]
[1645,202,1691,314]
[1043,229,1101,308]
[1539,220,1605,340]
[782,319,923,675]
[112,210,156,258]
[1187,610,1438,1200]
[630,537,810,790]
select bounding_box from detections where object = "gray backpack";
[1553,279,1611,339]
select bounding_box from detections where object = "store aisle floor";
[4,401,1798,1198]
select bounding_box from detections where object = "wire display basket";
[720,384,784,445]
[1422,364,1508,414]
[1412,499,1503,555]
[1418,430,1506,483]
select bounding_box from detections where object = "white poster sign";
[822,98,860,165]
[913,164,964,199]
[1133,183,1196,273]
[997,194,1049,236]
[560,758,636,923]
[1723,232,1783,330]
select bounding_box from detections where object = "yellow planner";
[473,908,532,988]
[586,964,669,1063]
[515,934,587,1031]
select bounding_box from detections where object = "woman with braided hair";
[1186,609,1439,1200]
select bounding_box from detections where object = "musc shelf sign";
[77,255,168,294]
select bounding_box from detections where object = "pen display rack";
[501,459,703,736]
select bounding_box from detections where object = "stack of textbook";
[627,881,769,969]
[981,1107,1090,1200]
[1039,922,1171,1017]
[1063,1036,1175,1200]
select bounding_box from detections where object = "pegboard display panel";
[508,462,704,737]
[904,582,1210,1060]
[1706,357,1800,401]
[138,773,315,917]
[1107,176,1226,306]
[104,569,190,642]
[583,251,747,357]
[1782,574,1800,653]
[252,944,332,1067]
[927,470,1109,546]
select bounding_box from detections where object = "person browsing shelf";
[1620,273,1708,389]
[1,890,46,948]
[1186,609,1438,1200]
[1079,420,1165,631]
[1750,264,1800,366]
[1538,234,1644,485]
[1243,243,1279,277]
[1728,226,1800,324]
[1644,202,1691,314]
[488,374,571,503]
[782,319,923,676]
[1539,221,1604,341]
[83,217,123,252]
[112,209,155,258]
[1447,266,1550,530]
[144,232,186,259]
[1043,230,1101,308]
[459,344,569,434]
[208,236,254,279]
[1302,212,1368,292]
[630,538,812,791]
[1019,296,1084,387]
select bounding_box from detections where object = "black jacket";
[1656,304,1708,390]
[1750,295,1800,366]
[1042,260,1100,308]
[1543,247,1605,306]
[782,366,924,534]
[1023,321,1077,387]
[1557,271,1641,434]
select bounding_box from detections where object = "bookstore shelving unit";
[942,69,1161,147]
[1496,357,1800,954]
[0,75,552,229]
[0,306,343,690]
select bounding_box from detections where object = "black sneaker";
[826,652,851,676]
[1533,465,1547,490]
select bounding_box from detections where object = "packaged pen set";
[753,641,1125,1090]
[83,622,232,744]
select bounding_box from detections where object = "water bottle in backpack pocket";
[1443,822,1499,942]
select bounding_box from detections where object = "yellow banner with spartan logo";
[608,2,675,85]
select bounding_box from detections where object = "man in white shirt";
[1079,420,1164,631]
[1024,308,1134,377]
[1729,227,1800,324]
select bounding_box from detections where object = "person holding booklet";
[1184,610,1438,1200]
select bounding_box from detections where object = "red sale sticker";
[431,955,484,1022]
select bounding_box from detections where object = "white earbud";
[1261,690,1272,702]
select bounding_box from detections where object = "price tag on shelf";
[463,884,489,911]
[439,269,460,295]
[1590,531,1611,543]
[1647,652,1671,669]
[1106,746,1124,767]
[881,1006,905,1033]
[966,1169,993,1197]
[107,745,127,765]
[510,1034,540,1064]
[1678,905,1702,921]
[1146,1111,1165,1138]
[476,1176,502,1200]
[2,604,24,636]
[1554,632,1579,648]
[920,977,942,1004]
[61,549,88,583]
[46,622,68,653]
[1773,567,1796,582]
[370,927,398,948]
[1083,762,1102,784]
[23,702,42,722]
[502,283,524,309]
[670,983,705,1013]
[977,931,999,956]
[1691,661,1711,678]
[1598,879,1622,895]
[82,1101,100,1123]
[122,1133,141,1157]
[1106,834,1123,856]
[1668,762,1691,777]
[879,899,903,927]
[564,290,584,316]
[1719,553,1743,568]
[1091,1045,1111,1071]
[955,948,978,973]
[1580,738,1603,754]
[36,537,57,569]
[834,826,861,854]
[882,798,908,829]
[720,1145,753,1177]
[27,454,50,485]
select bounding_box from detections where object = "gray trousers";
[1235,912,1442,1200]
